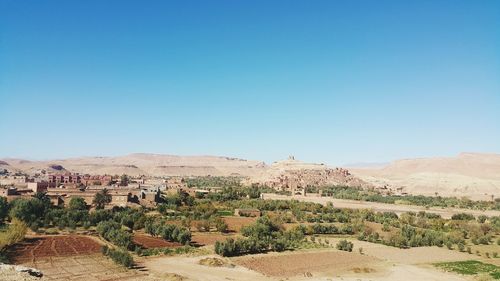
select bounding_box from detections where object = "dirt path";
[263,193,500,218]
[142,255,268,281]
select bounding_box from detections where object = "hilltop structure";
[246,156,370,194]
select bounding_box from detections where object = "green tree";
[68,197,87,211]
[93,189,112,209]
[0,197,9,223]
[120,174,129,186]
[214,218,228,233]
[9,198,47,225]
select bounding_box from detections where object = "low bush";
[336,239,353,252]
[101,246,134,268]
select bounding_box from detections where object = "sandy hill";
[350,153,500,200]
[1,153,267,177]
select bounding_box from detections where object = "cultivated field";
[26,254,148,281]
[133,234,182,249]
[222,216,256,232]
[7,235,152,281]
[233,249,379,278]
[9,235,102,264]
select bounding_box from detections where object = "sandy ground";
[141,255,266,281]
[142,246,473,281]
[326,264,469,281]
[191,232,236,246]
[263,193,500,219]
[322,237,474,264]
[232,249,380,278]
[19,254,149,281]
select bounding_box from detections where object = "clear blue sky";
[0,0,499,165]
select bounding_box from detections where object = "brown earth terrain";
[9,235,102,264]
[140,246,471,281]
[222,216,257,232]
[191,233,236,246]
[133,234,182,249]
[6,235,154,281]
[0,154,266,177]
[233,249,379,278]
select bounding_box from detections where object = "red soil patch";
[222,216,256,232]
[10,235,102,264]
[133,234,182,249]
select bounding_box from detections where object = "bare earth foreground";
[4,234,477,281]
[141,246,471,281]
[7,235,150,281]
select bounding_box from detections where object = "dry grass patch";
[198,257,232,267]
[352,267,377,273]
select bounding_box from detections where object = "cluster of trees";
[185,176,242,188]
[214,216,305,257]
[306,223,354,235]
[101,246,133,268]
[207,186,261,202]
[195,217,228,233]
[8,194,51,228]
[161,192,195,209]
[383,224,449,248]
[96,221,134,250]
[144,219,191,245]
[4,192,149,234]
[312,185,500,210]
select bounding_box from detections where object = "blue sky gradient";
[0,0,499,165]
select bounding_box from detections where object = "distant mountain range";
[350,152,500,200]
[0,153,267,177]
[2,152,499,200]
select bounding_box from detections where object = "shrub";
[382,222,390,232]
[336,240,353,252]
[144,220,192,245]
[196,221,210,232]
[96,221,133,250]
[451,213,475,221]
[0,219,27,250]
[214,218,228,233]
[101,246,133,268]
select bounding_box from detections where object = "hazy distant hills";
[0,153,267,177]
[350,153,500,200]
[2,152,499,199]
